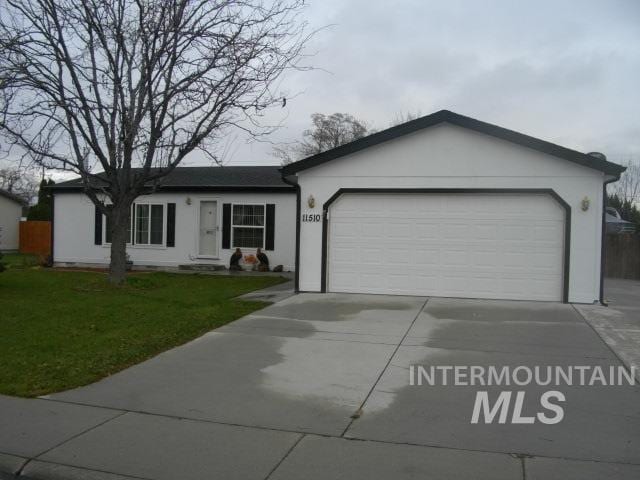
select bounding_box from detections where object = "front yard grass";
[0,267,286,397]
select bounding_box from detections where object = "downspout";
[600,175,622,306]
[281,173,300,293]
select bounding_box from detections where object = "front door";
[199,201,218,256]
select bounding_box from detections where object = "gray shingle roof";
[51,166,293,191]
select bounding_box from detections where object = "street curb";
[0,453,28,480]
[19,460,140,480]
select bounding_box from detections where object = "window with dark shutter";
[231,204,265,248]
[265,204,275,251]
[94,206,102,245]
[222,203,231,249]
[166,203,176,247]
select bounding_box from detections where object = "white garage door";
[327,193,565,301]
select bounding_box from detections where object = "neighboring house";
[51,166,297,271]
[0,188,26,251]
[605,207,636,234]
[52,110,626,304]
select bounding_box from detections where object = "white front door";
[199,201,218,256]
[327,193,565,301]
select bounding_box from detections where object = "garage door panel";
[471,224,499,240]
[328,193,564,301]
[415,223,439,239]
[361,222,384,238]
[534,223,563,242]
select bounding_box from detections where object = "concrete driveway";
[2,293,640,479]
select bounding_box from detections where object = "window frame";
[103,202,166,247]
[231,203,266,249]
[134,202,165,246]
[103,206,133,246]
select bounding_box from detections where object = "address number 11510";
[302,213,321,222]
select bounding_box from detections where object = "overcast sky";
[183,0,640,169]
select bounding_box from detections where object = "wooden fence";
[19,221,51,256]
[604,233,640,280]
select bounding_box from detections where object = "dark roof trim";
[50,185,294,194]
[0,188,27,205]
[49,165,294,192]
[281,110,626,176]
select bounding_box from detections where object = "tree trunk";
[108,205,131,285]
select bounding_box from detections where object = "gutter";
[280,173,300,293]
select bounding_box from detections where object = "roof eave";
[281,110,626,177]
[50,185,294,193]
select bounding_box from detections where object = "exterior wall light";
[307,195,315,208]
[581,196,590,211]
[186,197,192,206]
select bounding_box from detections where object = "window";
[232,204,264,248]
[135,204,164,245]
[105,208,132,244]
[104,203,164,246]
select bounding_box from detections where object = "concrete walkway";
[574,278,640,381]
[236,279,295,304]
[1,293,640,479]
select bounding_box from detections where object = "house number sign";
[302,213,321,222]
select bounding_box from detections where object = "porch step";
[178,264,226,272]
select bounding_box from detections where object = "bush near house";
[27,179,55,221]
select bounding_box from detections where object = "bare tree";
[0,0,310,283]
[0,165,39,203]
[610,158,640,204]
[390,110,422,127]
[274,112,370,165]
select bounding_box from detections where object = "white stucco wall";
[0,195,23,251]
[53,191,296,271]
[294,123,607,303]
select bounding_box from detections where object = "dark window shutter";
[131,203,136,245]
[222,203,231,249]
[94,206,103,245]
[166,203,176,247]
[265,204,275,251]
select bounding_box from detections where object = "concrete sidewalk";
[575,278,640,381]
[1,292,640,479]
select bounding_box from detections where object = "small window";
[232,204,264,248]
[135,203,164,245]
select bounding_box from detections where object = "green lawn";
[0,265,286,397]
[2,252,40,269]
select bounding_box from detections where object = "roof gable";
[281,110,625,177]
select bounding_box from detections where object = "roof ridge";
[281,110,626,177]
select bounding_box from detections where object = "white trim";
[197,198,220,258]
[231,202,266,249]
[133,202,166,247]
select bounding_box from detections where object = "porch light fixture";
[307,195,315,208]
[186,197,192,206]
[581,196,590,211]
